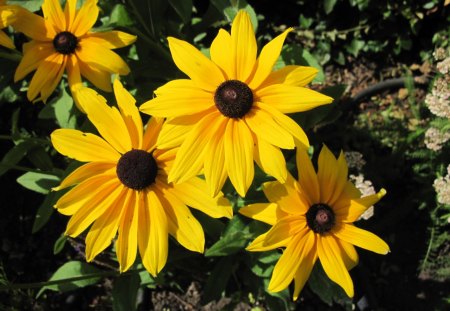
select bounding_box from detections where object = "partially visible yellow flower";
[0,0,18,49]
[12,0,136,104]
[50,80,232,276]
[239,145,389,300]
[140,10,333,198]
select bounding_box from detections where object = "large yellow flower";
[140,10,333,197]
[239,145,389,299]
[12,0,136,103]
[0,0,17,49]
[50,80,232,276]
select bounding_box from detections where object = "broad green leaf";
[168,0,193,24]
[36,261,102,298]
[16,172,60,194]
[33,190,64,233]
[112,273,140,311]
[8,0,42,11]
[323,0,337,14]
[202,256,234,303]
[110,4,135,27]
[210,0,258,32]
[39,87,77,129]
[345,38,365,57]
[0,140,39,177]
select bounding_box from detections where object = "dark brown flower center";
[214,80,253,118]
[53,31,78,55]
[116,149,158,190]
[306,203,336,234]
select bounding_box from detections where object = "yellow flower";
[12,0,136,104]
[140,10,333,198]
[50,80,232,276]
[0,0,18,49]
[239,145,389,299]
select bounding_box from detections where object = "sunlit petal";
[54,162,115,191]
[69,0,99,37]
[210,29,232,79]
[334,223,390,255]
[253,136,287,183]
[261,65,318,88]
[85,31,137,49]
[239,203,283,225]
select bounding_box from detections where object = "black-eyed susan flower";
[140,10,333,198]
[12,0,136,104]
[0,0,17,49]
[50,80,232,276]
[239,145,389,299]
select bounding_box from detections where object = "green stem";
[1,268,145,291]
[0,163,50,174]
[0,50,22,62]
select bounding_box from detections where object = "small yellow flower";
[0,0,18,49]
[51,80,232,276]
[140,10,333,198]
[239,145,389,300]
[12,0,136,104]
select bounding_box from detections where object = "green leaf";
[110,4,135,27]
[0,140,39,177]
[53,235,67,255]
[16,172,60,194]
[345,38,365,57]
[36,261,102,298]
[205,215,250,257]
[307,262,351,306]
[210,0,258,31]
[39,86,77,129]
[8,0,42,11]
[323,0,337,14]
[32,190,64,233]
[112,273,141,311]
[168,0,193,24]
[202,256,234,303]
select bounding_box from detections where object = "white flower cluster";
[433,164,450,206]
[425,49,450,119]
[350,174,376,220]
[424,127,450,151]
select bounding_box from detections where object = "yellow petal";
[13,7,56,41]
[64,0,77,27]
[327,151,349,206]
[79,87,132,154]
[55,174,117,215]
[0,29,14,49]
[224,119,254,197]
[85,31,137,49]
[141,190,168,277]
[296,147,320,205]
[264,215,307,247]
[167,36,224,91]
[231,10,257,82]
[268,230,315,292]
[153,78,197,96]
[254,136,287,183]
[317,235,354,298]
[168,111,220,184]
[333,223,390,255]
[246,230,290,252]
[255,102,310,149]
[333,181,361,211]
[292,245,318,301]
[85,190,125,262]
[256,84,333,113]
[210,29,232,79]
[27,53,65,102]
[155,112,209,149]
[337,239,359,270]
[140,85,213,118]
[244,106,295,149]
[166,177,232,219]
[261,65,318,88]
[0,7,16,28]
[154,186,204,253]
[137,190,150,271]
[65,182,123,237]
[76,40,130,75]
[54,162,115,191]
[354,188,386,207]
[262,175,309,215]
[51,129,121,162]
[78,60,113,92]
[116,189,139,272]
[142,117,164,152]
[39,55,67,102]
[249,28,292,89]
[334,199,369,223]
[69,0,99,37]
[239,203,281,225]
[317,145,339,204]
[42,0,66,31]
[113,79,143,149]
[204,123,228,197]
[66,54,82,98]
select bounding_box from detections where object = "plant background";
[0,0,449,310]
